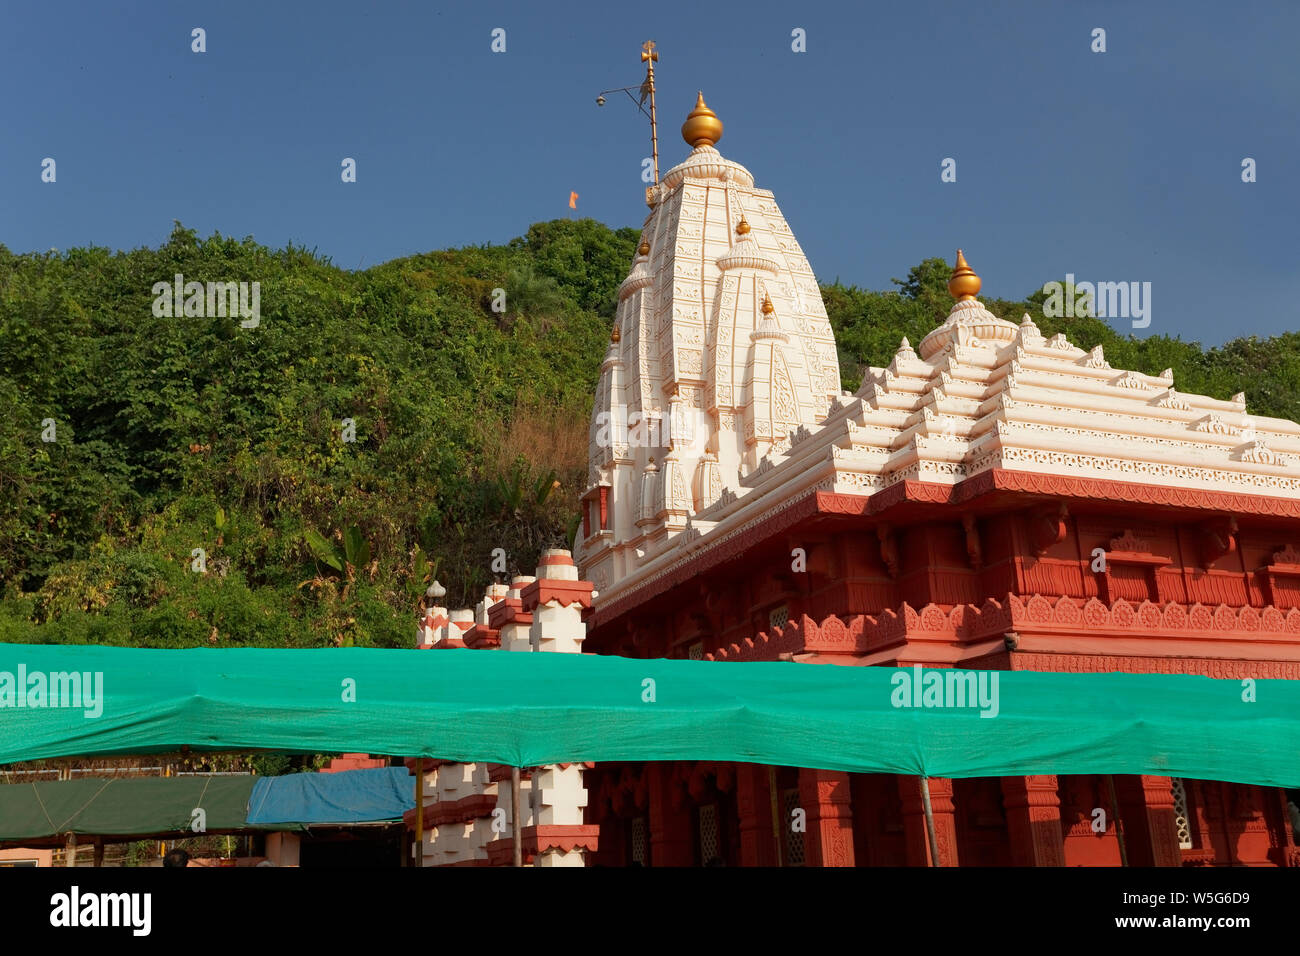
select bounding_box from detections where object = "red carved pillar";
[797,768,855,867]
[735,764,777,866]
[646,763,693,866]
[1001,775,1065,866]
[898,776,959,866]
[1116,775,1182,866]
[581,500,591,539]
[598,486,609,530]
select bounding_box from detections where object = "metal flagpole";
[641,40,659,184]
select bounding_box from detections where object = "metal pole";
[647,63,658,184]
[65,832,77,868]
[641,41,659,184]
[1106,774,1129,867]
[768,766,784,867]
[415,758,424,867]
[511,766,523,868]
[919,776,941,867]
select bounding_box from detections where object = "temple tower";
[580,93,840,595]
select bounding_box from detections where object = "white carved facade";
[580,133,842,596]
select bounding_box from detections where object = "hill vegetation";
[2,219,1296,648]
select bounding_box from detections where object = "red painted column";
[1116,775,1182,866]
[598,486,609,530]
[1001,775,1065,866]
[647,763,693,866]
[735,764,777,866]
[581,500,591,539]
[898,776,959,866]
[797,768,855,867]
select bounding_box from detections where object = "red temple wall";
[584,488,1300,865]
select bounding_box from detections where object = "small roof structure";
[0,767,414,844]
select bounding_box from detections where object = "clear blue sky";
[2,0,1295,344]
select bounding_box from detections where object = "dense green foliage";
[2,223,1296,649]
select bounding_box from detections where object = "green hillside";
[1,220,1296,648]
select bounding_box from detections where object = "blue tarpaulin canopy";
[246,767,414,825]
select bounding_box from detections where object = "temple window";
[783,787,806,865]
[698,803,720,865]
[630,816,648,866]
[769,604,789,630]
[1171,777,1193,850]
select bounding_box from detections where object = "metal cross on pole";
[596,40,662,203]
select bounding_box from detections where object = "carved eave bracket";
[1028,502,1069,558]
[962,514,983,571]
[877,524,900,579]
[1198,516,1239,569]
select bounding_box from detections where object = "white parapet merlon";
[500,575,536,653]
[534,848,586,867]
[529,549,588,654]
[417,604,447,648]
[477,583,510,625]
[449,608,474,645]
[437,821,474,866]
[532,764,588,825]
[413,825,439,864]
[531,602,587,654]
[438,762,481,803]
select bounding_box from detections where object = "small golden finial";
[681,91,723,149]
[761,293,775,315]
[948,249,981,301]
[638,239,650,256]
[611,324,621,343]
[736,216,750,236]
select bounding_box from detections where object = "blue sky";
[2,0,1295,343]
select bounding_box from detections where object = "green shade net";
[0,775,267,841]
[1,643,1297,787]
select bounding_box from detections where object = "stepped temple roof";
[578,97,1300,614]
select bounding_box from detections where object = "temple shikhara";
[405,67,1300,866]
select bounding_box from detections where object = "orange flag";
[568,191,579,210]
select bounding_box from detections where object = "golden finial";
[948,249,981,301]
[761,293,775,315]
[611,324,621,343]
[736,216,750,236]
[638,240,650,256]
[681,91,723,149]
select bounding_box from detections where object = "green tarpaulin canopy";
[1,643,1298,787]
[0,775,271,843]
